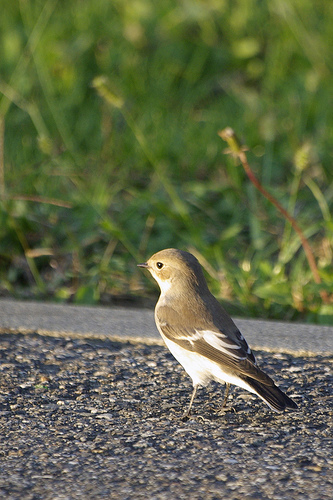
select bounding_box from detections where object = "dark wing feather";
[156,305,273,386]
[245,377,298,411]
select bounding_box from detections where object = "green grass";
[1,0,333,323]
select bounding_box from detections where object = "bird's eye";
[156,262,164,269]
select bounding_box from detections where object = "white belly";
[161,334,256,394]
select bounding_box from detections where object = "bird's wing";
[156,305,273,386]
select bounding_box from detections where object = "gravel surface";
[0,332,332,500]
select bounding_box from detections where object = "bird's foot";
[217,405,236,416]
[181,412,190,421]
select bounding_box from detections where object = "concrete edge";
[0,326,329,358]
[0,326,164,346]
[1,298,332,356]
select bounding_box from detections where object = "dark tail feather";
[245,378,298,412]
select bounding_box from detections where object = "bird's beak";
[137,262,149,268]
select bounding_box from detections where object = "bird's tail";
[245,377,298,413]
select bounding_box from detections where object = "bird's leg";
[221,383,230,408]
[182,384,198,419]
[217,383,231,415]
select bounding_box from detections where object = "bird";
[138,248,298,418]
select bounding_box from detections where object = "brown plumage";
[138,248,298,417]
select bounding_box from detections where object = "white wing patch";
[200,330,245,359]
[157,320,253,361]
[163,327,247,360]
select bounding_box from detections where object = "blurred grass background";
[0,0,332,323]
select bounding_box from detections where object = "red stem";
[218,128,329,303]
[239,150,322,287]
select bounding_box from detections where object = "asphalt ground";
[0,299,332,499]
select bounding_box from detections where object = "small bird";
[138,248,298,418]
